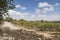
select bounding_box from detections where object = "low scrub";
[11,20,60,32]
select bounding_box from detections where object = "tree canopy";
[0,0,15,23]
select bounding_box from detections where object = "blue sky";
[8,0,60,21]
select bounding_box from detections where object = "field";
[10,20,60,32]
[0,21,60,40]
[4,19,60,40]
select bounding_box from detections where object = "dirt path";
[2,21,60,39]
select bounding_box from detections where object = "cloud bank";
[8,10,60,21]
[7,2,60,21]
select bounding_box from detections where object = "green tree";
[5,17,13,22]
[41,20,44,22]
[0,0,15,23]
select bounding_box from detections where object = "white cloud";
[36,2,56,13]
[43,15,60,21]
[15,4,27,10]
[42,7,54,13]
[36,6,54,13]
[8,2,60,21]
[21,7,27,10]
[15,5,21,8]
[8,10,28,20]
[8,10,60,21]
[38,2,51,8]
[35,9,41,13]
[32,14,60,21]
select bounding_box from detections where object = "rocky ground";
[0,22,60,40]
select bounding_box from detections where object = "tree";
[41,20,44,22]
[5,16,13,22]
[0,0,15,23]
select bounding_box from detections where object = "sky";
[8,0,60,21]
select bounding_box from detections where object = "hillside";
[0,21,60,40]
